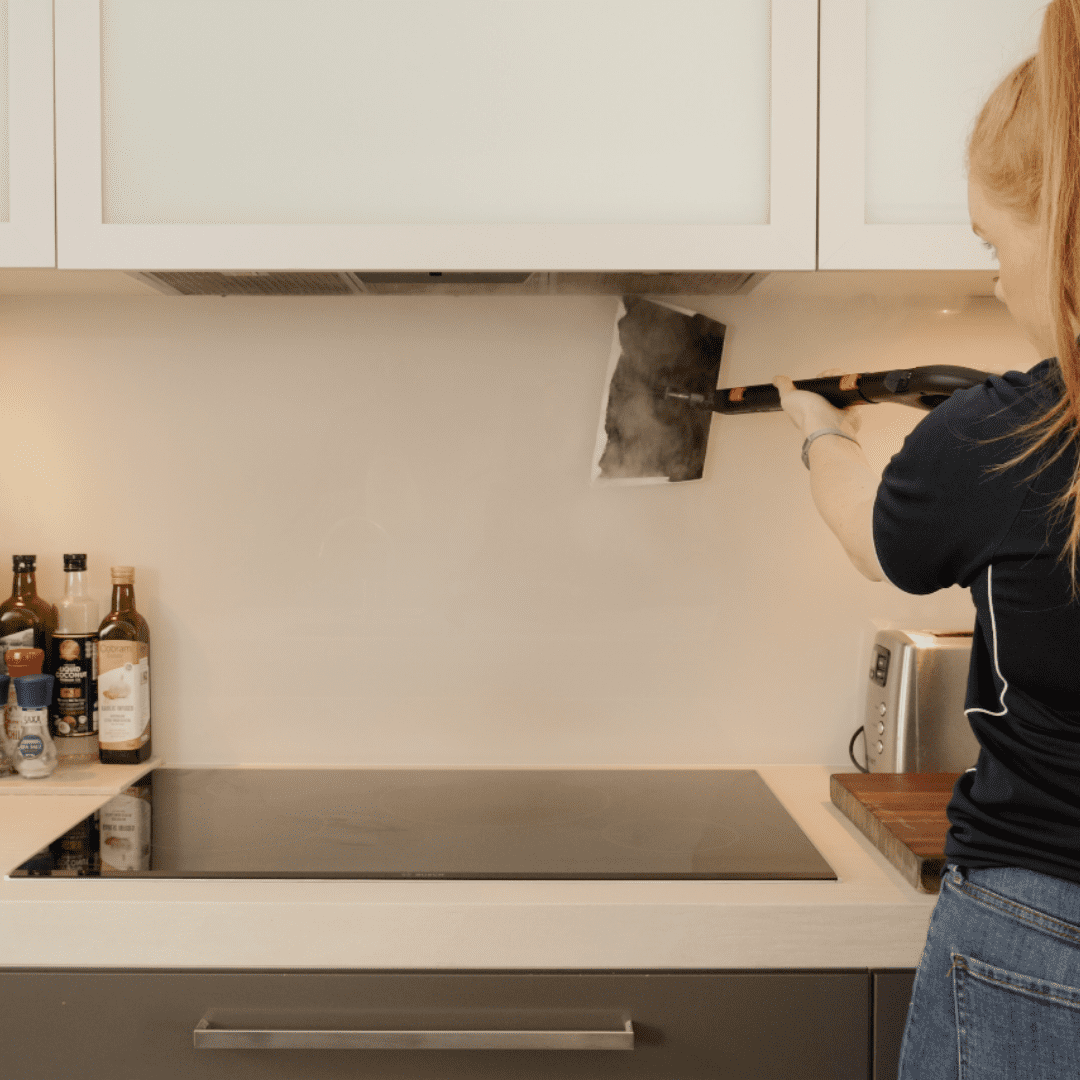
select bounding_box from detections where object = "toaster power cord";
[848,727,870,773]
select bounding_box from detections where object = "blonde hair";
[967,0,1080,593]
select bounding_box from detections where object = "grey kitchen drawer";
[873,970,917,1080]
[1,968,870,1079]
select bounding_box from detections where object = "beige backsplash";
[0,271,1032,766]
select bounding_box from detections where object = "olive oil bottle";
[97,566,151,764]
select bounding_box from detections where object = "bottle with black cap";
[0,556,58,768]
[51,555,100,763]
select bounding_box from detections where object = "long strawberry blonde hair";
[967,0,1080,593]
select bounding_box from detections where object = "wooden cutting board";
[830,772,961,893]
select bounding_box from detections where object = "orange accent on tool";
[839,373,859,391]
[728,386,746,402]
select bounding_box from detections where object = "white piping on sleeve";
[964,562,1009,720]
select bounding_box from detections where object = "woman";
[774,1,1080,1075]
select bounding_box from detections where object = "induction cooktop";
[10,768,837,881]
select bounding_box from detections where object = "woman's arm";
[773,374,885,583]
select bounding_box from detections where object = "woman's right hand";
[772,369,864,440]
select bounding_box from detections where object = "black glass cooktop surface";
[11,768,836,881]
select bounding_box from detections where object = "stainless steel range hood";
[129,271,767,298]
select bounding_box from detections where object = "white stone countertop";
[0,764,938,971]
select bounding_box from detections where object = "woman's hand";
[771,368,884,582]
[772,369,863,440]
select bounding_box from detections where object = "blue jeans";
[898,862,1080,1078]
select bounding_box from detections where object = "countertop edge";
[0,764,938,970]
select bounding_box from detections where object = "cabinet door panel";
[56,0,817,270]
[0,2,7,224]
[0,0,55,267]
[100,1,769,229]
[820,0,1043,269]
[864,1,1041,226]
[0,969,869,1080]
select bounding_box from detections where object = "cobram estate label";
[97,640,150,751]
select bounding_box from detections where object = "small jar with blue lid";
[13,674,57,778]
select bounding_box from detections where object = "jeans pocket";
[952,953,1080,1079]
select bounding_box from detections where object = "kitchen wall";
[0,270,1036,767]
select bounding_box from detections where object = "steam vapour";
[592,297,726,483]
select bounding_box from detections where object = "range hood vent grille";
[133,270,765,297]
[138,271,358,296]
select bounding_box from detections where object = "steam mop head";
[591,297,727,484]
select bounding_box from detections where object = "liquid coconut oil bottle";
[51,555,100,762]
[97,567,151,764]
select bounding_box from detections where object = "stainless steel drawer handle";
[194,1016,634,1051]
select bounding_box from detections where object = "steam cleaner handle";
[712,365,992,414]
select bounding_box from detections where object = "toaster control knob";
[878,702,887,715]
[876,741,884,754]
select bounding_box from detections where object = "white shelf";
[0,755,162,795]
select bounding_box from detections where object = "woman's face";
[968,176,1057,359]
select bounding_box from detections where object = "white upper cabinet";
[0,1,55,268]
[819,0,1045,269]
[54,0,818,272]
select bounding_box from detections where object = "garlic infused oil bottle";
[97,566,151,764]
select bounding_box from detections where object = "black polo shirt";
[873,358,1080,886]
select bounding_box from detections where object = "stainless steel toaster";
[861,628,981,772]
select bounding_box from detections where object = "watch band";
[802,427,860,469]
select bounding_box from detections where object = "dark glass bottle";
[0,555,58,672]
[97,566,151,765]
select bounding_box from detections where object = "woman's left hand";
[772,369,863,440]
